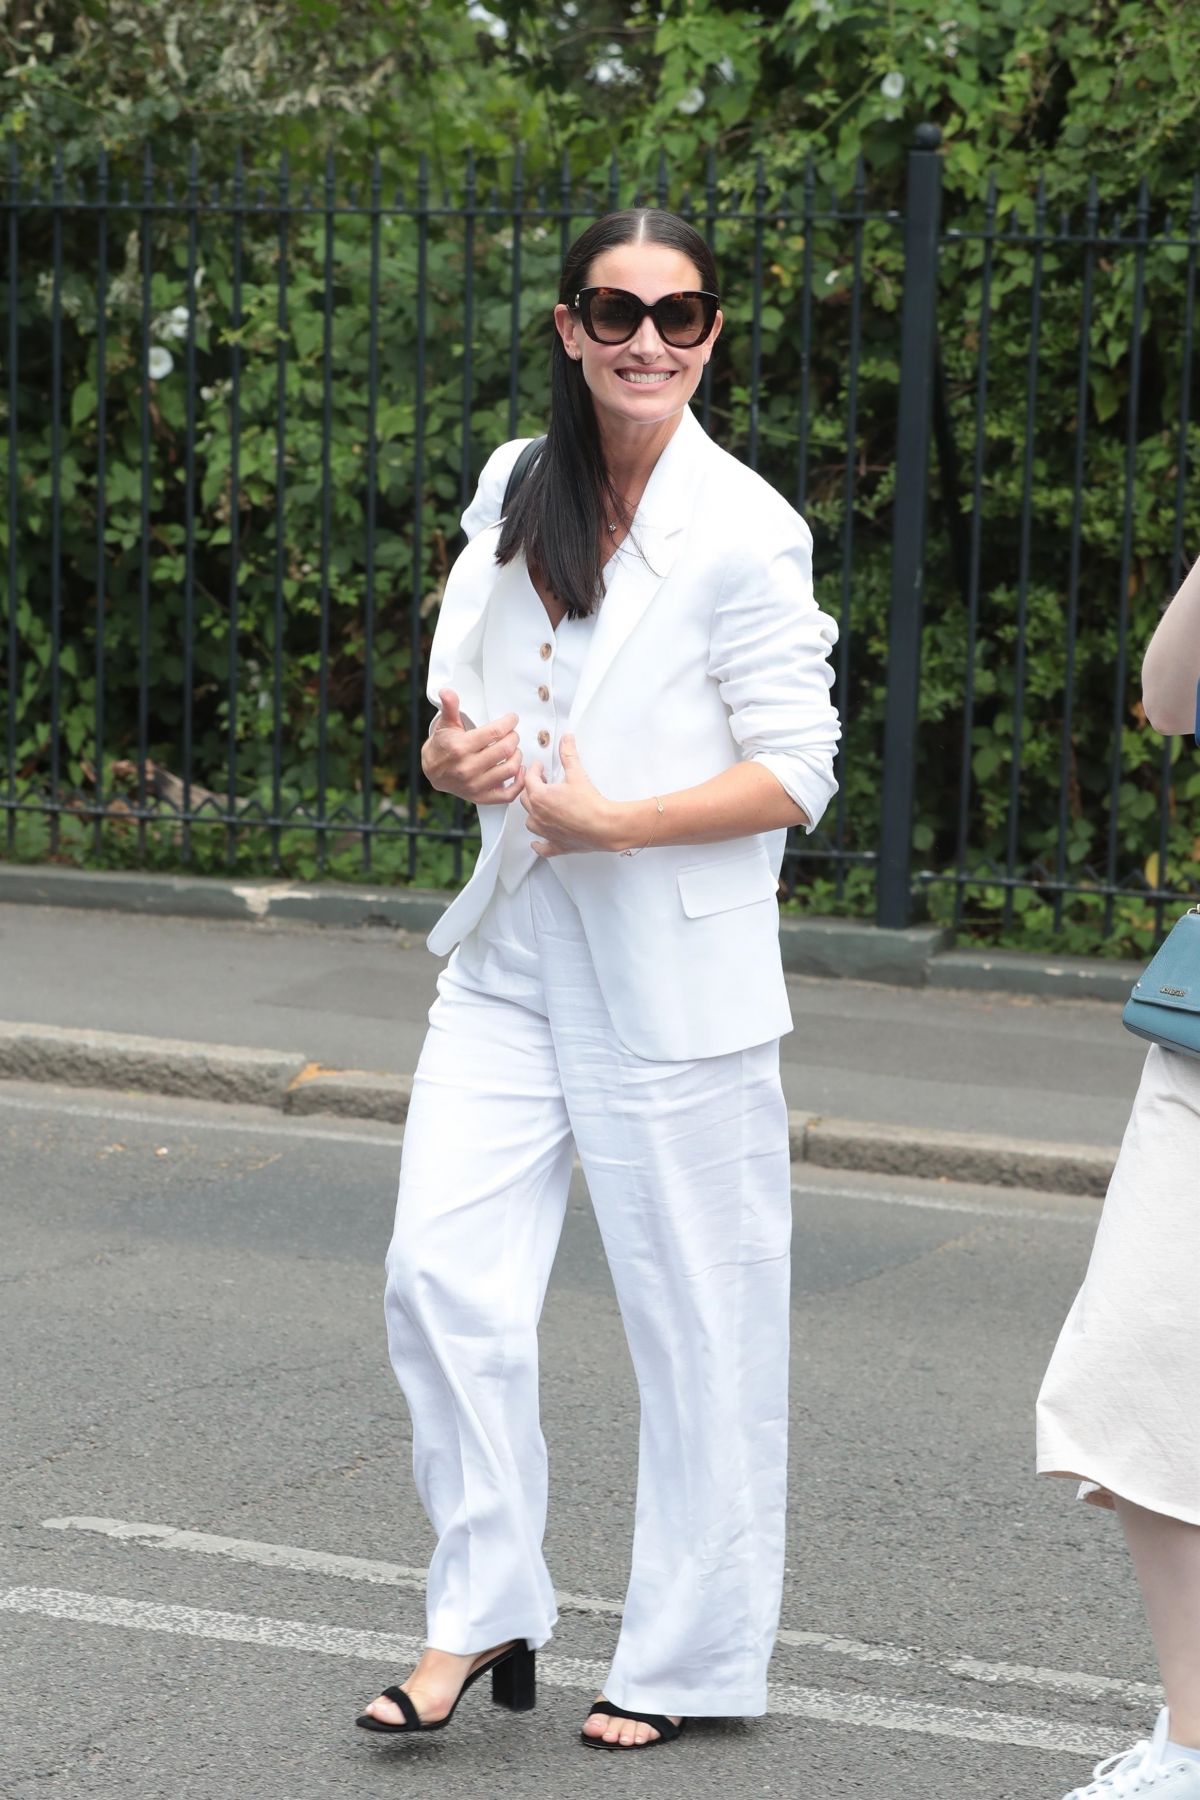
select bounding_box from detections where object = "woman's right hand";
[421,687,525,805]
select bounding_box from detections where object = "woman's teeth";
[617,371,674,383]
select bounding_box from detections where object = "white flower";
[677,86,705,115]
[881,70,905,100]
[466,1,507,41]
[147,346,173,380]
[166,305,190,339]
[200,385,215,401]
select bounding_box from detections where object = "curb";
[0,1020,1115,1197]
[0,1022,308,1111]
[797,1114,1112,1197]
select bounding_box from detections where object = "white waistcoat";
[495,566,596,895]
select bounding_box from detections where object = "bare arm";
[520,742,807,856]
[1142,554,1200,734]
[607,761,807,851]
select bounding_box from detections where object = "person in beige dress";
[1037,558,1200,1799]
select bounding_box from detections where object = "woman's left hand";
[521,735,619,856]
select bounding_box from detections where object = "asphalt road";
[0,1081,1158,1799]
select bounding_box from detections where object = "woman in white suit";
[1036,565,1200,1800]
[356,208,840,1751]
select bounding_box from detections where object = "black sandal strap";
[586,1700,683,1741]
[379,1685,421,1729]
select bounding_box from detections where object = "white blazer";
[426,406,841,1061]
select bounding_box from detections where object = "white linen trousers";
[384,862,792,1716]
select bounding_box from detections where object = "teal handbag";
[1124,906,1200,1057]
[1121,681,1200,1057]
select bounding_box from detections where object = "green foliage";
[4,1,1200,952]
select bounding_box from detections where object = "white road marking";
[44,1516,1157,1709]
[0,1585,1121,1757]
[0,1088,408,1150]
[946,1655,1161,1707]
[791,1179,1099,1225]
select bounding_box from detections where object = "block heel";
[356,1641,535,1736]
[492,1643,536,1711]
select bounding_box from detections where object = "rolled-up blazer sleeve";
[707,521,841,833]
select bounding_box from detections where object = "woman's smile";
[615,368,676,384]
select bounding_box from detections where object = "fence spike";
[464,149,476,207]
[608,152,620,210]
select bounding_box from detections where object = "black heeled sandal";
[355,1641,536,1736]
[581,1699,687,1749]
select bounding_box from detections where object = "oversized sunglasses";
[572,286,720,348]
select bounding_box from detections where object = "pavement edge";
[0,1020,1114,1196]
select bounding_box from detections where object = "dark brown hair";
[495,208,719,618]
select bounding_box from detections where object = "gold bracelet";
[620,795,664,858]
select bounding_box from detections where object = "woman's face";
[554,241,722,432]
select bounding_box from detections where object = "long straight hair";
[495,209,719,619]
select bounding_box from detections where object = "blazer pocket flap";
[676,854,779,919]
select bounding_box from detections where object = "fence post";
[876,123,943,929]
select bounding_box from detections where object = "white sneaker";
[1063,1710,1200,1797]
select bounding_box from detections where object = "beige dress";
[1037,1043,1200,1525]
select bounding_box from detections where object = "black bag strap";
[501,435,546,516]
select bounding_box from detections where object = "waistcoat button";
[539,642,553,660]
[537,684,549,702]
[537,729,551,748]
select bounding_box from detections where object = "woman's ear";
[553,300,581,360]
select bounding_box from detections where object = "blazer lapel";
[568,407,706,728]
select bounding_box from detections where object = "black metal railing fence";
[2,131,1200,954]
[1,141,892,898]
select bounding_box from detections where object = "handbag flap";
[1129,910,1200,1015]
